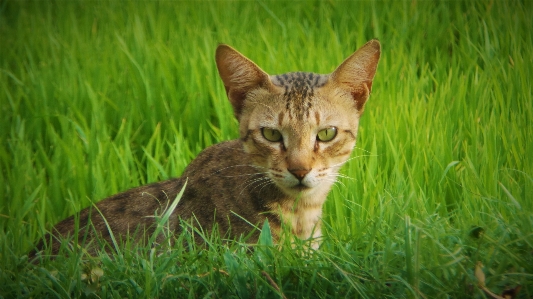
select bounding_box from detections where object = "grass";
[1,0,532,297]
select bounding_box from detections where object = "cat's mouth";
[291,182,312,192]
[273,176,314,195]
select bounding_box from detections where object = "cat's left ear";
[216,45,273,119]
[330,39,381,113]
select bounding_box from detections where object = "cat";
[33,40,380,257]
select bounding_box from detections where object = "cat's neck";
[265,163,333,242]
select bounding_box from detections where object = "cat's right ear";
[216,45,272,119]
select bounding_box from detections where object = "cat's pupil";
[317,127,337,142]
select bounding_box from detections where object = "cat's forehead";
[270,72,328,90]
[269,72,330,120]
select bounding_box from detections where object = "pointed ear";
[330,39,381,113]
[216,45,272,119]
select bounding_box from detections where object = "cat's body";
[34,40,380,256]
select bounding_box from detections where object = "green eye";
[262,128,282,142]
[317,127,337,142]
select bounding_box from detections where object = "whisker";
[239,177,272,196]
[241,176,268,188]
[211,164,268,175]
[253,179,276,194]
[328,154,376,169]
[352,146,373,155]
[335,180,347,189]
[257,181,275,193]
[323,178,347,189]
[218,172,270,179]
[329,181,344,192]
[328,173,356,181]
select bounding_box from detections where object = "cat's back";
[36,140,270,255]
[53,139,256,234]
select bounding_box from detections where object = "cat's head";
[216,41,380,201]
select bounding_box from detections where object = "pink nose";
[289,168,311,181]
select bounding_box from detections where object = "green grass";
[1,0,532,297]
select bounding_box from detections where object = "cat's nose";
[289,168,311,181]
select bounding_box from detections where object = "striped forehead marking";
[271,72,328,120]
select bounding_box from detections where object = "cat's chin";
[292,184,312,192]
[278,183,315,197]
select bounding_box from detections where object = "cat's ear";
[216,45,272,119]
[330,39,381,113]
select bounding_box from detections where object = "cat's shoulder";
[182,139,247,175]
[195,139,244,160]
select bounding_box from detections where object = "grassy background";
[1,0,532,297]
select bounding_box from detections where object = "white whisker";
[328,173,355,181]
[352,146,373,155]
[328,154,376,169]
[257,180,275,193]
[323,178,347,189]
[253,179,276,194]
[218,172,269,179]
[239,176,272,196]
[211,164,268,176]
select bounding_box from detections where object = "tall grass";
[1,0,532,297]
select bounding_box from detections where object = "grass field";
[1,0,532,298]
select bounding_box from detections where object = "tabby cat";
[34,40,380,256]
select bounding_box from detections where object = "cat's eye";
[262,128,282,142]
[317,127,337,142]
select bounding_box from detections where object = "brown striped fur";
[33,40,380,256]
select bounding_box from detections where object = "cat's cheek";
[243,139,281,168]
